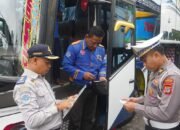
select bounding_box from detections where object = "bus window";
[93,3,111,49]
[113,0,134,47]
[111,0,135,74]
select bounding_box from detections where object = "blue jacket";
[63,40,107,86]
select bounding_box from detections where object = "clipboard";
[63,85,87,120]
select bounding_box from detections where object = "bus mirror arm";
[129,79,135,84]
[114,20,135,33]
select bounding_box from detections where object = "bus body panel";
[0,107,22,130]
[108,57,135,129]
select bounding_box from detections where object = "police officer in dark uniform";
[63,26,107,130]
[123,34,180,130]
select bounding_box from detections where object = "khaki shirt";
[135,61,180,123]
[13,69,62,130]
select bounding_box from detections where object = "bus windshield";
[0,17,18,77]
[0,0,41,78]
[0,1,22,77]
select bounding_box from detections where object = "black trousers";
[145,124,180,130]
[68,84,97,130]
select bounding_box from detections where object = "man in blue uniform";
[63,26,107,130]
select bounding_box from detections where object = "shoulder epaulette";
[158,68,165,75]
[16,76,27,85]
[72,40,81,45]
[98,44,104,47]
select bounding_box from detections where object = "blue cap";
[131,33,163,57]
[27,44,59,60]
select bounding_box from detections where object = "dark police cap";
[28,44,59,60]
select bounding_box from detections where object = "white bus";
[0,0,150,130]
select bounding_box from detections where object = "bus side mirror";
[114,20,135,33]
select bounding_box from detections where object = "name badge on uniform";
[152,79,158,87]
[80,50,85,55]
[148,88,154,97]
[96,55,102,61]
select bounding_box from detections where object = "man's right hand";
[83,72,96,80]
[123,102,136,112]
[56,95,77,111]
[128,97,140,103]
[56,100,72,111]
[122,97,140,103]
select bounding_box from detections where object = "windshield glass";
[0,5,20,77]
[0,1,24,77]
[0,0,41,77]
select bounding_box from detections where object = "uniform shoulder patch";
[20,91,31,104]
[16,76,27,85]
[72,40,81,45]
[98,44,104,47]
[163,77,174,95]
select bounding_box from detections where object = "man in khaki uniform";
[123,34,180,130]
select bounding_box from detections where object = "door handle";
[129,79,135,84]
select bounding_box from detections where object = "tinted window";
[110,0,135,74]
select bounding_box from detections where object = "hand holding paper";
[120,99,127,104]
[56,94,78,111]
[121,98,137,112]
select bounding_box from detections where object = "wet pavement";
[118,113,145,130]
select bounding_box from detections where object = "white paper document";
[119,99,127,105]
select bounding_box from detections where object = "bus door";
[45,0,136,129]
[107,0,136,129]
[52,0,109,98]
